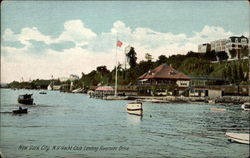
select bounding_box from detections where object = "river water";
[0,89,249,158]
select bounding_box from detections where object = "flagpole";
[115,33,118,96]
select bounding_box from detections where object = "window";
[241,39,247,43]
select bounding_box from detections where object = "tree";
[238,63,244,82]
[145,53,153,61]
[216,51,229,61]
[126,47,137,69]
[157,55,167,65]
[229,49,237,59]
[135,60,154,77]
[96,66,109,74]
[204,50,217,61]
[240,47,249,58]
[226,65,233,83]
[232,63,239,84]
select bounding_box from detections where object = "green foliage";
[229,49,237,58]
[156,55,168,65]
[178,57,213,76]
[240,47,249,58]
[216,51,229,61]
[126,47,137,69]
[166,54,186,69]
[135,60,154,76]
[204,50,217,61]
[145,53,153,61]
[238,63,244,82]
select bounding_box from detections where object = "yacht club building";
[138,64,190,95]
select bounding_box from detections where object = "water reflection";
[126,114,142,125]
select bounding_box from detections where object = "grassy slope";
[177,58,249,78]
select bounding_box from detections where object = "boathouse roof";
[138,64,190,80]
[95,86,114,91]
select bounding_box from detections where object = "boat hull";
[18,99,33,105]
[127,109,143,116]
[127,102,143,116]
[241,103,250,111]
[18,94,34,105]
[12,108,28,114]
[225,132,250,144]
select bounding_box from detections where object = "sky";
[1,1,249,83]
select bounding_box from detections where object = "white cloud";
[56,20,97,47]
[1,20,247,83]
[20,27,53,45]
[2,29,19,42]
[111,20,132,35]
[189,25,233,44]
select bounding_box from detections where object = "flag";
[116,40,123,47]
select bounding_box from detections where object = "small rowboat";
[12,107,28,114]
[241,103,250,111]
[39,91,47,94]
[127,102,143,116]
[225,132,250,144]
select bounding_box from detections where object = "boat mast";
[115,33,118,96]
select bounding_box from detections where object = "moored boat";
[12,107,28,114]
[18,94,33,105]
[127,102,143,116]
[72,88,84,93]
[241,102,250,111]
[225,132,250,144]
[39,91,47,94]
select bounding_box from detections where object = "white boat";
[72,88,84,93]
[47,84,52,91]
[241,102,250,111]
[225,132,250,144]
[127,102,143,116]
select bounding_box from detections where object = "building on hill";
[210,39,227,52]
[225,35,249,59]
[198,35,249,59]
[138,64,190,96]
[198,43,211,53]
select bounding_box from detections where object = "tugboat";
[18,94,33,105]
[12,107,28,114]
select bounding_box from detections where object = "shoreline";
[131,96,250,104]
[1,88,249,104]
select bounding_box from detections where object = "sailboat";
[47,75,54,91]
[47,84,52,91]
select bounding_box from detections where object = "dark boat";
[39,91,47,94]
[18,94,33,105]
[12,107,28,114]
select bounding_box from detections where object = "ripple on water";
[1,89,249,158]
